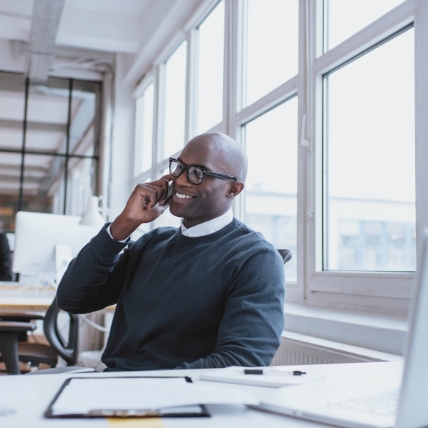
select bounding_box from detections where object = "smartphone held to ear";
[162,181,173,205]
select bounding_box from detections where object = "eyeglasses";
[169,158,238,185]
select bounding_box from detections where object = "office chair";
[277,249,292,265]
[0,297,79,375]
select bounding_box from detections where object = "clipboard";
[44,376,210,419]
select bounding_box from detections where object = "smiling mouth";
[175,192,195,199]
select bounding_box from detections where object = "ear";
[226,181,245,198]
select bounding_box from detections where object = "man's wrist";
[105,224,130,243]
[109,215,140,241]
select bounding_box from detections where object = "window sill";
[284,302,408,355]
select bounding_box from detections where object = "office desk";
[0,361,403,428]
[0,283,55,313]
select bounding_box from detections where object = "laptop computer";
[255,229,428,428]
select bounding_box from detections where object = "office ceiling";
[0,0,155,53]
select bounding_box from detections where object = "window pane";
[196,1,225,134]
[0,72,25,232]
[326,0,404,51]
[162,42,187,159]
[244,98,298,281]
[0,153,22,232]
[26,78,70,155]
[324,29,415,271]
[70,80,101,158]
[66,157,97,216]
[135,83,154,175]
[23,153,59,213]
[0,72,25,151]
[244,0,298,107]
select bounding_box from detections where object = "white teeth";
[176,193,193,199]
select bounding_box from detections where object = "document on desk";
[45,376,259,418]
[200,366,324,388]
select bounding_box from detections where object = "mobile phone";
[162,181,174,205]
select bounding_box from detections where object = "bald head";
[184,133,247,182]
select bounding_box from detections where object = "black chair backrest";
[277,249,292,265]
[43,297,79,366]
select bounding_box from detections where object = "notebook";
[254,229,428,428]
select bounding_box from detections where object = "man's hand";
[110,175,173,241]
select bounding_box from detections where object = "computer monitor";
[12,211,101,284]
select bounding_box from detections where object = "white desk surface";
[0,361,404,428]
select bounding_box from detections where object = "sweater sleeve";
[175,245,285,369]
[56,225,131,314]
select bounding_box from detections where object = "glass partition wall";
[0,71,101,232]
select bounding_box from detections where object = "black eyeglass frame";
[169,157,238,185]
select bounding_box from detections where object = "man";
[57,133,285,371]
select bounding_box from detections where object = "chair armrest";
[0,313,44,322]
[0,321,37,333]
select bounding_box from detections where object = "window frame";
[305,0,423,311]
[130,0,428,314]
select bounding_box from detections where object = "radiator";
[271,331,403,366]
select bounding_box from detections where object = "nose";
[174,169,193,187]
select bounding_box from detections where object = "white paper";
[50,377,258,415]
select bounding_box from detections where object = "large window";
[132,0,427,313]
[0,72,101,232]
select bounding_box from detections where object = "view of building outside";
[324,28,415,271]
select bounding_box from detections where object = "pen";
[243,369,307,376]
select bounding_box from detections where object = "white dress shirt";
[180,208,233,237]
[106,208,233,241]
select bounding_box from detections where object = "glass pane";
[162,42,187,159]
[326,0,404,51]
[244,98,298,281]
[70,80,101,158]
[0,153,22,232]
[244,0,298,107]
[0,72,25,232]
[66,157,97,216]
[22,153,59,213]
[135,83,154,175]
[196,1,225,133]
[26,78,71,154]
[0,72,26,151]
[324,29,415,271]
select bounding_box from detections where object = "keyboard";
[328,388,399,416]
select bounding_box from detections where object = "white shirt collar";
[181,209,233,238]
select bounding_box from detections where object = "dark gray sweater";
[57,218,285,371]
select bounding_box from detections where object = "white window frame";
[131,0,428,315]
[304,0,426,313]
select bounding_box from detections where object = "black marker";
[244,369,306,376]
